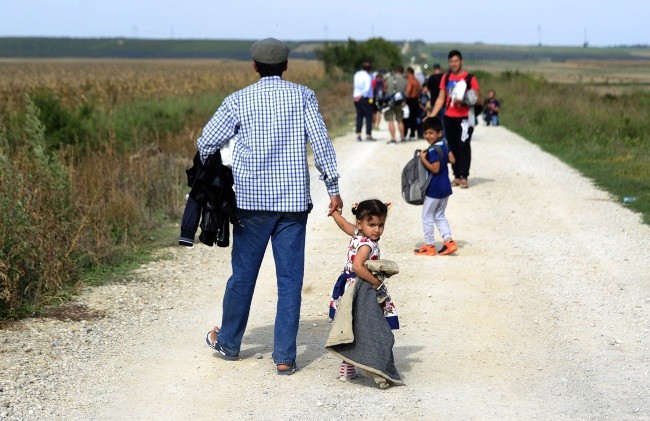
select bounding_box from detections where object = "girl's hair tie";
[384,202,392,211]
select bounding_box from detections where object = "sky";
[2,0,648,47]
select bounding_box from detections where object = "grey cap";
[250,38,290,64]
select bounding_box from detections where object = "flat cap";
[250,38,290,64]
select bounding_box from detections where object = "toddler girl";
[329,199,399,382]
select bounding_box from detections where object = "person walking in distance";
[372,70,386,130]
[426,63,445,137]
[405,67,421,140]
[482,89,500,126]
[384,65,407,144]
[353,62,375,141]
[199,38,343,375]
[428,50,481,189]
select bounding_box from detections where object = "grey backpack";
[401,140,447,205]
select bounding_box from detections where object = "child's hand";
[327,195,343,216]
[419,150,430,165]
[331,207,357,236]
[328,208,341,217]
[376,283,389,304]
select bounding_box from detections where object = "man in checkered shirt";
[198,38,343,375]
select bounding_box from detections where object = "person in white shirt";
[352,62,376,141]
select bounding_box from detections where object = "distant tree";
[316,37,402,76]
[407,40,427,59]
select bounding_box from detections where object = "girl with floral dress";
[329,199,399,381]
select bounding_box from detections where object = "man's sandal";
[276,361,297,376]
[205,326,220,349]
[205,326,239,360]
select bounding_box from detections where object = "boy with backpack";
[414,117,458,256]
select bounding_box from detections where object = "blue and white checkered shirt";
[197,76,340,212]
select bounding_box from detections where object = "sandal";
[276,361,297,376]
[205,326,220,349]
[205,326,239,360]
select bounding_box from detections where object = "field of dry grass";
[0,59,344,318]
[471,59,650,94]
[0,58,326,115]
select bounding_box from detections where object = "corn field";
[0,59,348,318]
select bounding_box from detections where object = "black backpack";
[442,72,483,116]
[401,140,448,205]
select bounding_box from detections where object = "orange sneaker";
[438,240,458,255]
[414,244,437,256]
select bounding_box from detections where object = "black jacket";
[179,151,237,247]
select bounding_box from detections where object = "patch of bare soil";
[39,303,106,322]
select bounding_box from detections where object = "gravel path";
[1,122,649,420]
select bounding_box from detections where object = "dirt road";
[1,122,648,420]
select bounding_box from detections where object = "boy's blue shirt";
[424,139,453,199]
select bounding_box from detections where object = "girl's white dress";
[329,229,398,329]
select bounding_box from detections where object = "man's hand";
[328,195,344,216]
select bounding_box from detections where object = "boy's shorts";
[384,104,404,121]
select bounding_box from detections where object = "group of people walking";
[189,38,494,388]
[355,63,425,144]
[357,50,490,189]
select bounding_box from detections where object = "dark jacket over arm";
[179,151,237,247]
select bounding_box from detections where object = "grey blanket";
[325,279,403,385]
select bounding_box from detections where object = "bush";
[316,38,402,76]
[0,97,76,318]
[30,90,96,153]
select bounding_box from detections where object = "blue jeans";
[484,112,499,126]
[217,209,308,365]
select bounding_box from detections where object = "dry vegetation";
[472,60,650,94]
[0,59,348,318]
[0,59,326,114]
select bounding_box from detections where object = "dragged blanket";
[325,278,403,386]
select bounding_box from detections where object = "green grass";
[482,71,650,224]
[80,225,177,287]
[107,92,226,151]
